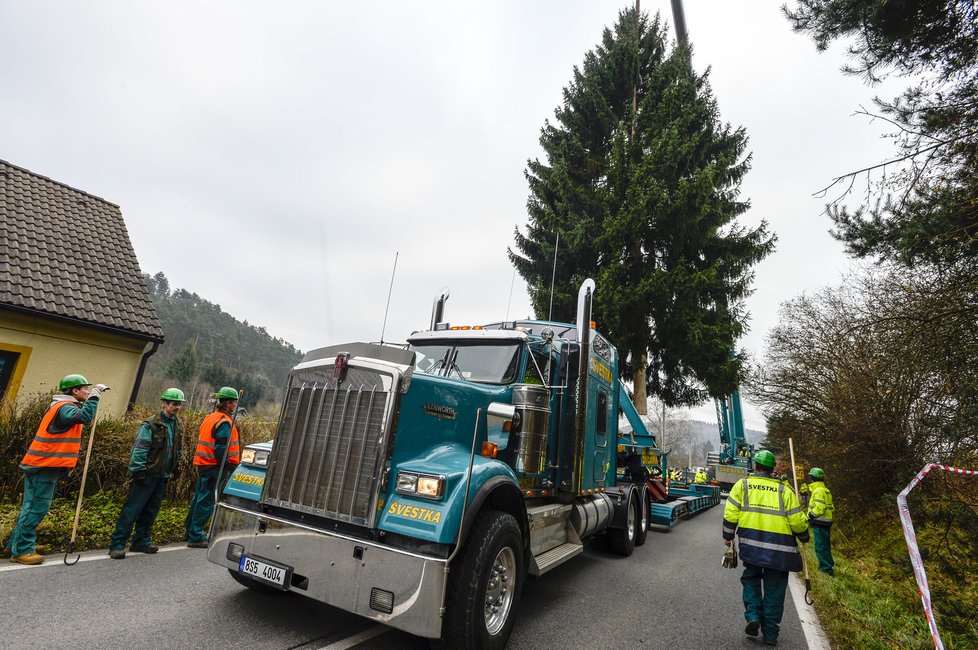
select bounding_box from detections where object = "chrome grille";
[263,365,395,527]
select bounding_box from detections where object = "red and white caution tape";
[897,463,978,650]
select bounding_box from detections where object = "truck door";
[592,389,611,483]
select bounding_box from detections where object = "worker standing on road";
[185,387,241,548]
[807,467,835,576]
[6,374,106,565]
[722,449,810,646]
[108,388,186,559]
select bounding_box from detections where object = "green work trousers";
[185,466,220,543]
[110,475,168,550]
[8,468,65,556]
[813,525,835,575]
[741,562,789,644]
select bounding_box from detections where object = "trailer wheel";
[635,490,649,547]
[436,510,524,650]
[609,492,637,557]
[227,569,282,595]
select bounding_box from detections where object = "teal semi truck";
[206,279,665,648]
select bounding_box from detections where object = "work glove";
[132,471,150,486]
[722,543,738,569]
[89,384,111,399]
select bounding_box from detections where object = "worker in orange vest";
[184,386,241,548]
[6,374,106,565]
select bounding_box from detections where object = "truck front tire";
[436,510,525,650]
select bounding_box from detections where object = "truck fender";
[456,476,528,554]
[608,484,639,530]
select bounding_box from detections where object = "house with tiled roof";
[0,159,164,415]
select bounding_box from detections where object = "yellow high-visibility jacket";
[807,480,834,527]
[723,473,810,572]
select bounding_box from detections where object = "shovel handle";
[65,401,103,566]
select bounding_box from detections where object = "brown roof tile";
[0,159,164,341]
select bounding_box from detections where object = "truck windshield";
[410,341,521,384]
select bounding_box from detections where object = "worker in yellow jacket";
[807,467,835,576]
[722,449,810,646]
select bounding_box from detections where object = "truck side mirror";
[487,402,519,451]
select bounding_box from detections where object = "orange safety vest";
[21,401,83,468]
[194,411,240,466]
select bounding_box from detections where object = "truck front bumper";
[207,502,447,638]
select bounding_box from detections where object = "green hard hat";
[753,449,776,469]
[809,467,825,480]
[215,386,239,400]
[160,387,186,402]
[59,374,91,391]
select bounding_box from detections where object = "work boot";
[109,549,126,559]
[130,545,159,554]
[763,637,778,646]
[187,541,208,548]
[10,553,44,565]
[745,621,760,637]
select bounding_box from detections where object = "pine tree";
[168,340,198,384]
[510,9,774,407]
[785,0,978,269]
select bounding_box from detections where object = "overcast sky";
[1,2,897,429]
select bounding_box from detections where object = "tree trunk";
[632,350,648,415]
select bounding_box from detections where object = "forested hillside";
[138,272,303,409]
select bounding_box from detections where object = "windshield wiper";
[429,348,452,374]
[446,349,466,381]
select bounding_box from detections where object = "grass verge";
[811,510,977,649]
[1,491,194,557]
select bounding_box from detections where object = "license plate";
[238,554,291,589]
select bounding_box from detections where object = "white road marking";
[789,572,832,650]
[0,543,195,572]
[315,625,392,650]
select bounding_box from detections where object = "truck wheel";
[635,490,648,547]
[436,510,524,650]
[227,569,282,595]
[608,493,637,557]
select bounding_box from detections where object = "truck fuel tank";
[512,384,551,474]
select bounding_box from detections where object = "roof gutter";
[128,340,161,412]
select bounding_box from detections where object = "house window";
[0,349,19,401]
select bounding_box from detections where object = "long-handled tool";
[211,396,245,505]
[64,388,109,566]
[206,398,245,544]
[788,437,814,604]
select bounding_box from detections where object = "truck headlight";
[395,472,445,499]
[241,448,270,467]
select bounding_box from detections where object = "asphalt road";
[0,505,818,649]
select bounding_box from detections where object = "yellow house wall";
[0,310,152,417]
